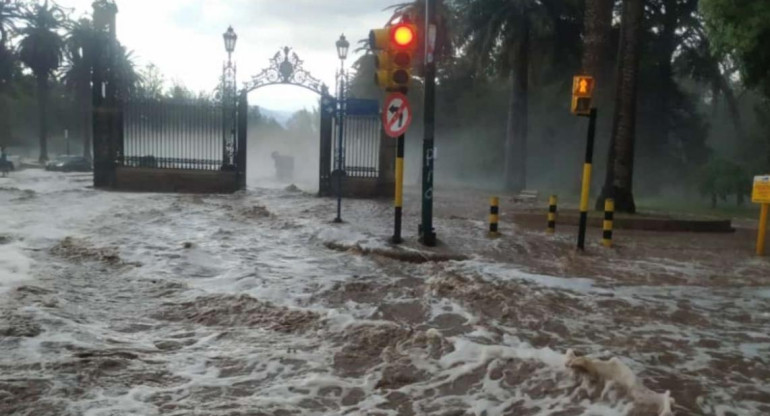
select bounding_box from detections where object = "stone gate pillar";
[92,0,119,189]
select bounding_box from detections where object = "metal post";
[232,63,238,166]
[577,108,597,251]
[334,64,345,223]
[419,0,437,247]
[221,72,227,168]
[392,134,405,243]
[758,203,769,256]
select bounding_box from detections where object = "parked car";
[45,155,92,172]
[0,158,13,173]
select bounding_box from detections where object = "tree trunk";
[504,19,529,191]
[598,0,643,213]
[37,75,49,163]
[580,0,614,82]
[80,82,92,160]
[582,0,616,210]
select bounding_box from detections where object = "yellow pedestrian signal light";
[571,75,595,115]
[369,23,418,92]
[573,76,595,97]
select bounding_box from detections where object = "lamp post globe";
[336,34,349,61]
[223,26,238,55]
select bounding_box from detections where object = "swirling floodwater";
[1,170,768,416]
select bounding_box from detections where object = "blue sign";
[346,99,380,116]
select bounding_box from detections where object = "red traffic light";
[392,24,416,48]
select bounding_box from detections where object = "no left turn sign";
[382,92,413,138]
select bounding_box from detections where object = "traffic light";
[571,75,595,116]
[370,22,418,92]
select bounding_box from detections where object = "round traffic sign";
[382,92,413,138]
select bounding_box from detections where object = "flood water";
[1,170,769,415]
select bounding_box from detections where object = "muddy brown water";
[1,173,769,415]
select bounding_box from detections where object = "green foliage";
[701,0,770,96]
[697,157,752,207]
[17,1,66,79]
[138,64,165,99]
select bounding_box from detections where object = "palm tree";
[63,17,95,160]
[1,0,22,90]
[601,0,644,213]
[580,0,614,94]
[110,43,141,100]
[582,0,616,211]
[0,0,21,45]
[18,0,66,163]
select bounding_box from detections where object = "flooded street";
[1,171,769,415]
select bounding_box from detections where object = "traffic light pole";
[392,134,405,244]
[577,108,597,251]
[419,0,437,247]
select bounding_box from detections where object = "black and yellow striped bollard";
[489,197,500,237]
[602,198,614,247]
[547,195,557,234]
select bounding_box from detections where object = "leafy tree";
[701,0,770,97]
[454,0,540,191]
[701,0,770,168]
[138,63,164,99]
[18,0,67,163]
[698,158,751,208]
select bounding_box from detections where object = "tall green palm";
[456,0,544,191]
[63,17,95,160]
[18,0,66,163]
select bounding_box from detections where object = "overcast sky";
[57,0,396,112]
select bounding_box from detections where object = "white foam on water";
[451,260,604,294]
[0,243,33,294]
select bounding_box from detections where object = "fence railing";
[121,98,225,171]
[332,115,381,179]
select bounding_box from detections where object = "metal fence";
[333,114,381,178]
[122,99,225,170]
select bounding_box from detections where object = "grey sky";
[57,0,396,111]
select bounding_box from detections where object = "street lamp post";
[334,34,350,223]
[222,26,238,169]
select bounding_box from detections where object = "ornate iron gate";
[121,98,225,170]
[242,47,335,196]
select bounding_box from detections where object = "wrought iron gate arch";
[237,46,336,195]
[242,47,331,96]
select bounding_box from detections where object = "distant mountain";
[258,107,294,127]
